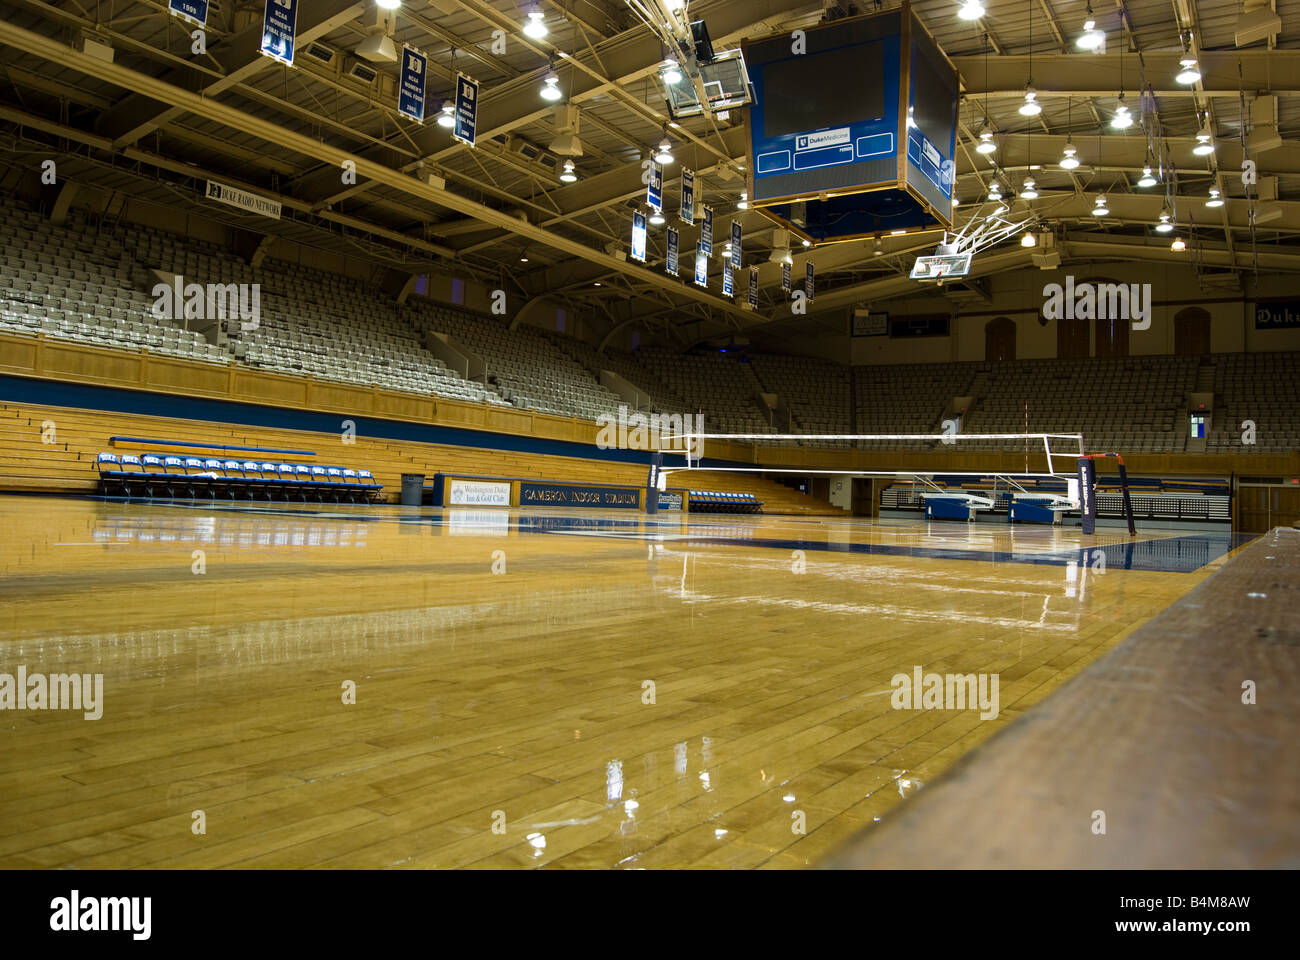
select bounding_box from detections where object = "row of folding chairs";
[96,453,382,503]
[687,491,763,514]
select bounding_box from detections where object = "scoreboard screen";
[760,45,884,139]
[744,3,958,243]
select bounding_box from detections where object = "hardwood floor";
[0,496,1240,868]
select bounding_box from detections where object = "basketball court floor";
[0,495,1253,869]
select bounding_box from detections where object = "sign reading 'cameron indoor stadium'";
[519,483,639,508]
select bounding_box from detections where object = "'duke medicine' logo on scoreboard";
[795,128,851,151]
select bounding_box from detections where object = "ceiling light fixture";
[1111,96,1132,129]
[375,0,401,9]
[976,126,997,154]
[737,192,749,210]
[436,102,455,128]
[1170,237,1187,252]
[540,71,563,102]
[1077,4,1105,50]
[1137,164,1157,187]
[1021,231,1038,247]
[1176,57,1201,85]
[1019,86,1042,117]
[1020,177,1039,199]
[1059,140,1080,169]
[958,0,985,21]
[649,210,665,225]
[1155,209,1174,233]
[1206,186,1224,207]
[1092,194,1109,216]
[523,6,548,39]
[1193,125,1215,155]
[654,132,674,165]
[662,59,682,85]
[559,159,578,183]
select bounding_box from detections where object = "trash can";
[400,473,425,507]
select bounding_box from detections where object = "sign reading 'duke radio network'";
[168,0,207,27]
[398,47,427,123]
[204,181,281,220]
[259,0,297,66]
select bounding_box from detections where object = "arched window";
[1174,307,1211,355]
[985,316,1016,361]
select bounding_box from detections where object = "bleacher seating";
[634,348,777,440]
[96,449,382,502]
[688,490,763,514]
[750,353,852,447]
[854,362,974,447]
[1204,352,1300,454]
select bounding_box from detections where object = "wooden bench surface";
[820,527,1300,869]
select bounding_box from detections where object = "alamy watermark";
[1041,276,1151,330]
[596,404,705,459]
[151,275,260,331]
[50,891,150,940]
[890,665,1000,720]
[0,666,103,720]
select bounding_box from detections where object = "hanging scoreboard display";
[742,1,957,244]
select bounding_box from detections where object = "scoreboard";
[743,1,958,245]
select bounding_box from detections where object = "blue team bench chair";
[688,490,764,514]
[96,451,383,504]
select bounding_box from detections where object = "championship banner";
[398,47,427,123]
[666,227,679,276]
[648,160,664,212]
[631,211,647,262]
[747,266,759,309]
[730,220,742,270]
[453,74,478,147]
[781,260,792,292]
[723,258,734,297]
[805,261,816,301]
[168,0,208,27]
[694,247,708,287]
[701,205,713,255]
[204,181,281,221]
[259,0,296,65]
[680,168,695,224]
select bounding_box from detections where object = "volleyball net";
[643,430,1132,530]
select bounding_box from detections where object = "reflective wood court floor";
[0,496,1252,869]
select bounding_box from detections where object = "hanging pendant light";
[976,126,997,154]
[1137,164,1157,188]
[1206,186,1224,207]
[1092,194,1109,216]
[1019,177,1039,199]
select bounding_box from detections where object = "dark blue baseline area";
[79,500,1257,573]
[511,516,1255,573]
[0,374,743,469]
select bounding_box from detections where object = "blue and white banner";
[631,211,647,262]
[398,47,428,123]
[168,0,208,27]
[781,260,792,292]
[666,227,679,276]
[453,74,478,147]
[680,168,695,224]
[648,160,664,212]
[694,247,708,287]
[805,261,816,301]
[747,266,759,309]
[259,0,296,66]
[723,258,734,297]
[701,205,713,256]
[730,220,742,270]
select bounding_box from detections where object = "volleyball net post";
[1077,453,1136,535]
